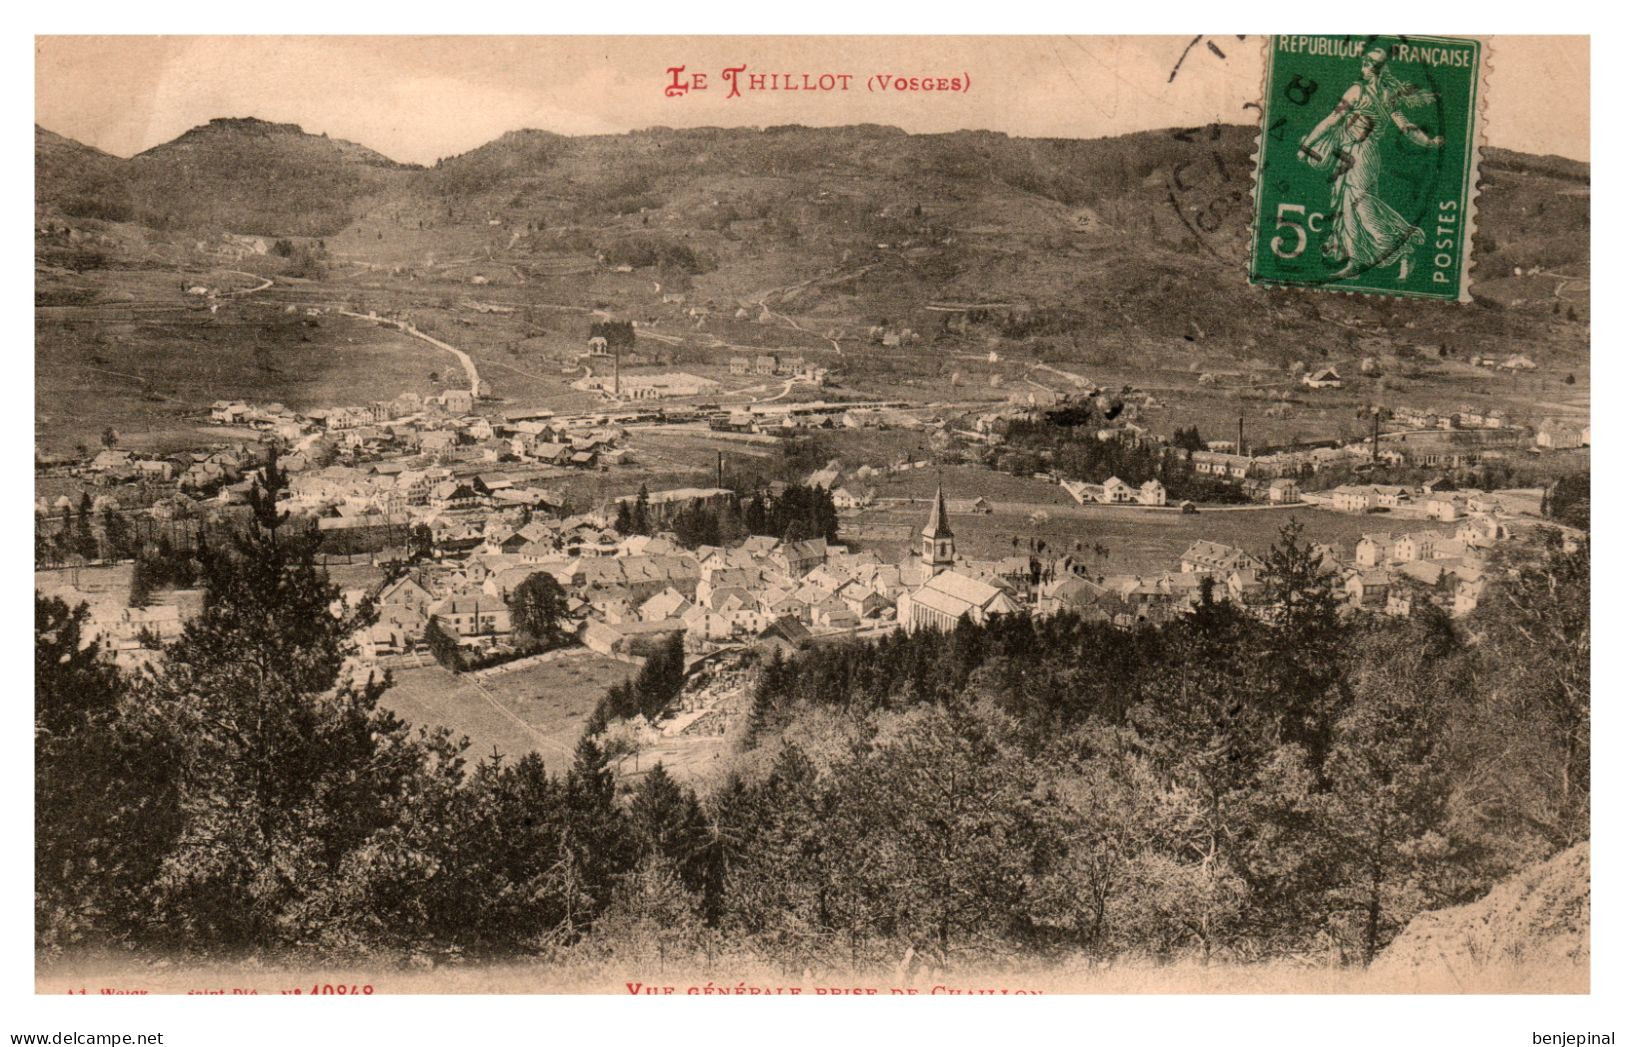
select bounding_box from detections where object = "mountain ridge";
[130,116,420,170]
[37,117,1595,174]
[35,117,1591,360]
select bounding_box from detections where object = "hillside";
[375,123,1590,357]
[38,118,419,237]
[1373,843,1589,991]
[35,126,131,223]
[35,120,1590,370]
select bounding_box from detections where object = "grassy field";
[34,287,449,454]
[382,652,632,770]
[36,254,1589,462]
[869,462,1078,505]
[319,561,389,592]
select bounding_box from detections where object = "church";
[895,487,1020,633]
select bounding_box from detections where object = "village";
[29,194,1596,790]
[32,302,1588,775]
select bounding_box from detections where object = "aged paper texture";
[34,35,1588,997]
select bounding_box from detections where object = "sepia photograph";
[27,30,1593,1016]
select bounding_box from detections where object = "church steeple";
[922,485,955,574]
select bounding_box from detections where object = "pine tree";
[36,596,122,758]
[73,493,99,561]
[627,763,715,901]
[555,734,633,937]
[591,854,706,966]
[744,648,786,745]
[408,522,435,561]
[1319,632,1454,965]
[840,706,1054,962]
[424,616,463,672]
[744,494,768,536]
[35,596,179,948]
[631,631,687,722]
[1255,518,1349,766]
[134,448,431,949]
[1463,534,1590,854]
[1127,602,1279,962]
[101,506,129,561]
[128,558,153,608]
[631,484,651,535]
[713,744,844,965]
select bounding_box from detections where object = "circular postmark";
[1160,122,1257,264]
[1157,36,1261,263]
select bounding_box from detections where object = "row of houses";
[210,389,476,434]
[362,529,895,660]
[286,463,571,520]
[65,446,255,493]
[573,371,721,401]
[1061,477,1169,506]
[1343,524,1499,618]
[1030,490,1577,629]
[1321,484,1545,519]
[208,392,636,472]
[335,469,1583,678]
[1389,403,1522,431]
[1470,354,1538,371]
[729,353,808,377]
[1188,444,1369,484]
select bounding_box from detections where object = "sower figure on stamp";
[1297,47,1444,281]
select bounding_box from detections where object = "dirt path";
[221,270,274,296]
[755,297,846,356]
[754,379,797,404]
[1032,362,1095,389]
[463,672,575,760]
[338,310,481,395]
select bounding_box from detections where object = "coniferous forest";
[36,463,1589,976]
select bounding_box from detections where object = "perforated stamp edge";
[1245,34,1491,304]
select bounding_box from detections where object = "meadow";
[383,652,634,769]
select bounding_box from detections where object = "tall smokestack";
[1372,408,1381,463]
[717,451,723,490]
[1238,413,1245,457]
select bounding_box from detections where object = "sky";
[35,36,1589,164]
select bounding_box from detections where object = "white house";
[1268,478,1300,504]
[1101,477,1135,504]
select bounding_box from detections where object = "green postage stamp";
[1250,35,1484,301]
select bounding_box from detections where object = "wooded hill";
[37,120,1590,361]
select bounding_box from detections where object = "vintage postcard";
[32,35,1588,1001]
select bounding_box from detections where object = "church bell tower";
[922,485,955,576]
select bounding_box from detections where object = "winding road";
[221,270,275,296]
